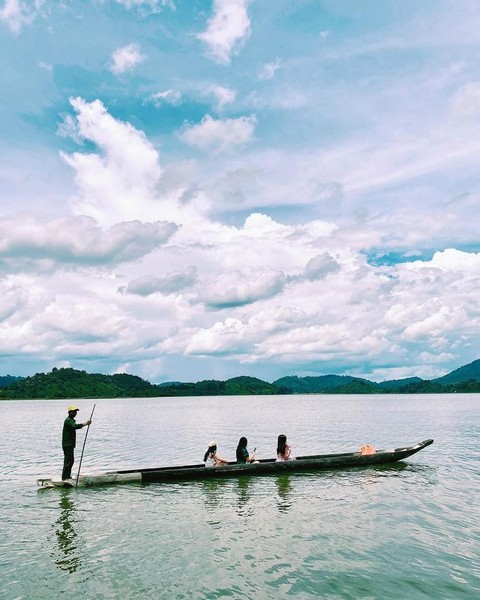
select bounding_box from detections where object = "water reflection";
[371,462,439,486]
[275,474,292,513]
[52,489,81,573]
[200,479,225,512]
[235,477,254,517]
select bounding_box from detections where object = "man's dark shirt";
[62,416,84,447]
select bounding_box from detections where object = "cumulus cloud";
[176,318,254,357]
[410,248,480,273]
[123,266,197,296]
[179,114,256,152]
[199,268,286,309]
[143,89,182,107]
[257,59,281,81]
[58,97,218,230]
[60,97,164,225]
[155,215,480,379]
[109,43,146,75]
[0,214,177,269]
[197,0,251,64]
[304,253,340,281]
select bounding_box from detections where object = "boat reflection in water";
[53,489,81,574]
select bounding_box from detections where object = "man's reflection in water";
[53,489,81,573]
[275,474,292,513]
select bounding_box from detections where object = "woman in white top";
[276,434,295,461]
[203,440,228,467]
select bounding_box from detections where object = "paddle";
[75,404,96,488]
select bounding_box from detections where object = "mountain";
[432,359,480,385]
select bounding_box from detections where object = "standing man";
[62,406,92,481]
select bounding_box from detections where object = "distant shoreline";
[1,362,480,399]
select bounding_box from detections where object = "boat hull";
[37,439,433,488]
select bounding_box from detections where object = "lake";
[1,394,479,599]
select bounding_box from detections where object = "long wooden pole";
[75,404,96,488]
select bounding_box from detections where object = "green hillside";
[0,375,23,388]
[0,368,159,399]
[432,359,480,384]
[274,374,360,393]
[154,376,285,397]
[378,377,423,390]
[0,369,286,399]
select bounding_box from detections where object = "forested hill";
[0,375,23,388]
[1,360,480,399]
[0,369,286,399]
[432,359,480,385]
[0,368,159,399]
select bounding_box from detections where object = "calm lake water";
[1,394,479,599]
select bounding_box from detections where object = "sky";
[1,0,480,383]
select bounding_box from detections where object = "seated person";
[236,436,256,463]
[203,440,228,467]
[276,434,295,461]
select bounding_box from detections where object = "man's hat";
[67,405,79,412]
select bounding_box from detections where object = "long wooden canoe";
[37,439,433,489]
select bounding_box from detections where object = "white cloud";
[0,0,31,33]
[199,268,286,309]
[124,266,197,296]
[257,59,281,81]
[115,0,175,10]
[304,253,340,281]
[57,113,83,144]
[179,114,256,152]
[61,97,164,225]
[416,248,480,273]
[197,0,251,64]
[38,61,53,71]
[402,304,466,341]
[0,214,177,268]
[143,89,182,107]
[207,85,236,110]
[183,318,254,356]
[109,43,146,75]
[245,88,309,110]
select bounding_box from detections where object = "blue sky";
[1,0,480,383]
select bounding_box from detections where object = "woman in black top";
[236,436,255,463]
